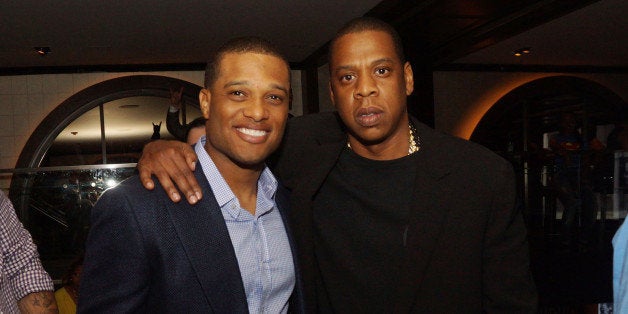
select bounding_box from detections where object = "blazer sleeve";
[482,161,538,312]
[77,188,150,313]
[166,109,187,141]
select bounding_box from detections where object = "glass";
[8,95,201,280]
[44,96,202,166]
[5,165,136,280]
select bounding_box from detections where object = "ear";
[199,88,211,119]
[403,62,414,96]
[328,81,336,108]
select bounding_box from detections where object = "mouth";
[235,127,269,143]
[355,107,384,127]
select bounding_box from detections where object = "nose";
[243,98,269,122]
[354,74,377,98]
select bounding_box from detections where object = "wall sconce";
[34,47,51,56]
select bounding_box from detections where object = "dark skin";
[17,291,58,314]
[138,32,413,204]
[138,140,201,204]
[138,30,414,204]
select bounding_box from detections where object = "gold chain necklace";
[347,122,420,155]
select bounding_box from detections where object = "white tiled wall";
[0,69,305,181]
[0,71,201,189]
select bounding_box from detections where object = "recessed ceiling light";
[513,47,532,57]
[34,47,51,56]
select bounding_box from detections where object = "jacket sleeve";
[77,188,150,313]
[166,109,188,141]
[483,162,538,312]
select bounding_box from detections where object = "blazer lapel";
[167,166,248,313]
[393,121,455,312]
[275,184,306,313]
[287,133,345,313]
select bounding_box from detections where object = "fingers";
[138,161,155,190]
[169,86,184,108]
[152,153,185,203]
[174,143,203,204]
[160,146,201,204]
[138,140,202,204]
[138,141,182,202]
[182,143,198,171]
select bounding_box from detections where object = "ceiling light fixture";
[513,47,531,57]
[34,47,51,56]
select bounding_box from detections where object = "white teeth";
[237,128,267,137]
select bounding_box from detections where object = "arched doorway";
[471,75,626,225]
[9,75,202,278]
[14,75,201,170]
[471,75,626,306]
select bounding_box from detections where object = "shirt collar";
[195,136,278,217]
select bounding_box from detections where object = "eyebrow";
[223,80,289,94]
[333,58,395,74]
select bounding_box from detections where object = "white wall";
[1,68,623,174]
[0,70,304,189]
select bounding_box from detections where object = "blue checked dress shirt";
[614,217,628,313]
[195,137,295,313]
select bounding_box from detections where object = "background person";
[549,112,603,251]
[0,190,57,313]
[184,116,207,145]
[166,85,189,141]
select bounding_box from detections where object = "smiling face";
[329,30,414,159]
[200,52,290,169]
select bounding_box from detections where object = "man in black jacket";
[139,17,538,313]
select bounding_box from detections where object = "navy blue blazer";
[78,163,303,313]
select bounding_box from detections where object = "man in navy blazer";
[137,18,537,312]
[78,37,303,313]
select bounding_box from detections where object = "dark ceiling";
[3,0,627,156]
[1,0,626,73]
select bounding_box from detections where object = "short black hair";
[204,36,289,88]
[185,116,207,142]
[329,17,405,65]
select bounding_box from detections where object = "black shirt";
[312,147,418,313]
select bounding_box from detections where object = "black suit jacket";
[78,163,303,313]
[273,112,537,313]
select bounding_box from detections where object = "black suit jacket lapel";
[393,119,455,312]
[275,184,305,313]
[287,126,345,313]
[167,165,248,313]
